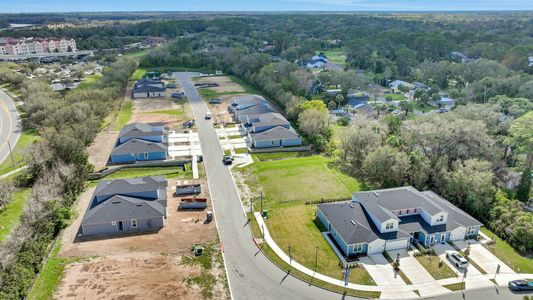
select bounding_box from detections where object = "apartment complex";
[0,37,77,55]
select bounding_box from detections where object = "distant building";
[346,90,369,109]
[389,80,414,93]
[0,37,76,55]
[132,78,166,99]
[429,96,456,109]
[451,51,477,63]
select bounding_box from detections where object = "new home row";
[229,95,302,148]
[0,37,77,55]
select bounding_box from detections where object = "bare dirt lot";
[55,253,203,300]
[195,76,245,93]
[130,98,193,131]
[87,130,119,171]
[57,177,228,300]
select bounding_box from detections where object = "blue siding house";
[317,187,482,257]
[109,123,168,165]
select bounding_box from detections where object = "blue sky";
[1,0,532,13]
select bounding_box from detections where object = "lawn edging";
[247,213,381,299]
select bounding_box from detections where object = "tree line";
[0,57,137,299]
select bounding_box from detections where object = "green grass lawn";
[384,93,405,101]
[481,227,533,273]
[252,152,308,162]
[96,166,193,181]
[147,109,184,116]
[415,255,457,280]
[264,205,375,285]
[1,83,22,97]
[131,68,147,81]
[412,102,434,113]
[0,188,31,242]
[199,88,243,99]
[77,74,101,90]
[228,75,262,95]
[113,100,132,131]
[27,241,88,300]
[318,49,347,66]
[247,155,360,208]
[0,131,41,175]
[443,282,465,291]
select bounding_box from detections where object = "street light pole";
[7,140,15,167]
[260,192,263,214]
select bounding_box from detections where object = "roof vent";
[373,192,379,197]
[350,220,356,226]
[136,204,143,207]
[349,204,353,208]
[112,201,121,204]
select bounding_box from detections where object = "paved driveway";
[388,250,450,298]
[359,254,406,286]
[454,240,515,275]
[433,243,494,290]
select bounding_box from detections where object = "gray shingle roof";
[319,187,482,246]
[250,126,299,141]
[247,112,289,128]
[234,104,275,119]
[136,78,164,86]
[318,201,410,244]
[94,176,167,198]
[82,195,165,225]
[231,95,269,108]
[111,138,167,156]
[119,123,165,140]
[353,187,445,220]
[133,85,165,93]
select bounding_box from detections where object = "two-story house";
[317,186,482,257]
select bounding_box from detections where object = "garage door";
[449,227,466,241]
[367,239,385,255]
[385,239,408,251]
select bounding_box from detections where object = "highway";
[174,72,531,300]
[0,89,21,168]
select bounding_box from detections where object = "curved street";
[0,89,21,167]
[174,72,531,300]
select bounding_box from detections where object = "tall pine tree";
[516,168,532,202]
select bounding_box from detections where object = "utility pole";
[7,140,15,167]
[260,192,263,214]
[289,245,292,265]
[249,197,253,217]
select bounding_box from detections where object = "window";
[467,226,476,235]
[437,215,444,222]
[385,222,394,230]
[354,244,364,253]
[413,208,418,213]
[131,219,137,228]
[398,210,402,216]
[144,152,149,159]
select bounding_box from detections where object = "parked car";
[205,111,212,119]
[446,251,468,269]
[223,155,233,165]
[171,92,184,99]
[437,108,448,113]
[508,279,533,291]
[166,83,177,88]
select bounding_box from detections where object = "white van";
[205,111,212,119]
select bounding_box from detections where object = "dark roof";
[231,95,268,108]
[119,123,165,140]
[234,104,275,119]
[318,201,410,245]
[82,195,165,225]
[422,191,483,228]
[353,187,446,220]
[133,85,165,93]
[111,138,167,156]
[94,176,167,198]
[251,126,300,141]
[247,112,289,128]
[136,78,163,86]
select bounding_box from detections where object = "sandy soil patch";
[60,178,216,258]
[55,253,203,300]
[196,76,245,93]
[130,99,193,130]
[87,131,118,171]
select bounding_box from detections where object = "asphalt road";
[174,72,531,300]
[0,89,21,167]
